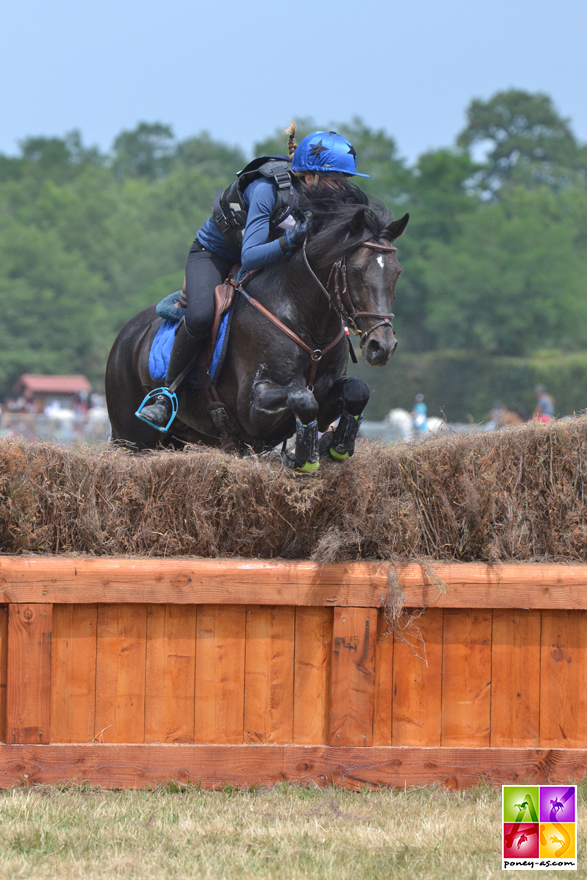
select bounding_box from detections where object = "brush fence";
[1,558,587,789]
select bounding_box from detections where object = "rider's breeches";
[185,240,232,340]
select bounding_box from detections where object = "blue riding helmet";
[292,131,369,178]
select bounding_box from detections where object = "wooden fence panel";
[293,607,332,745]
[51,605,97,743]
[95,604,147,744]
[329,608,377,747]
[0,606,7,743]
[6,604,52,744]
[441,609,492,747]
[195,605,246,744]
[491,609,540,747]
[145,605,197,744]
[373,612,393,746]
[244,606,295,744]
[392,608,443,747]
[540,610,587,748]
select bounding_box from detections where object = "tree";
[457,89,587,193]
[111,122,175,179]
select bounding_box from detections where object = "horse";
[106,185,409,468]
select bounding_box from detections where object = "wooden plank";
[441,609,492,747]
[540,610,587,748]
[0,606,7,743]
[145,605,197,744]
[244,606,295,744]
[6,604,52,743]
[392,608,443,746]
[194,605,246,744]
[50,605,98,743]
[373,611,393,746]
[2,743,587,790]
[95,605,147,744]
[329,607,377,747]
[293,607,332,744]
[3,558,587,609]
[491,610,540,747]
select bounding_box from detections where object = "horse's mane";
[299,180,395,270]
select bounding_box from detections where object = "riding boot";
[321,408,363,461]
[138,318,202,429]
[284,417,319,473]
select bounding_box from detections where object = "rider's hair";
[284,121,298,158]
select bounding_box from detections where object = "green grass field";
[0,782,584,879]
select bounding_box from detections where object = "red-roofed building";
[12,374,92,412]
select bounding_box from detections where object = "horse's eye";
[348,266,362,279]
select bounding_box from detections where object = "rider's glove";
[280,220,308,254]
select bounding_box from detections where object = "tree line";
[1,89,586,418]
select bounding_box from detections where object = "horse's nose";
[365,334,397,366]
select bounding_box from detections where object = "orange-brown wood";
[145,605,197,744]
[441,609,492,747]
[293,607,332,744]
[50,605,98,743]
[244,606,295,744]
[0,606,7,743]
[95,605,147,743]
[540,610,587,748]
[4,558,587,609]
[4,743,587,790]
[329,607,377,747]
[6,604,52,744]
[392,608,443,747]
[195,605,246,744]
[373,611,393,746]
[491,610,540,747]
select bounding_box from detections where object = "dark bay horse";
[106,187,409,465]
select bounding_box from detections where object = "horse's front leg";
[252,382,319,473]
[319,376,370,461]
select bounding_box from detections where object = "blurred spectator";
[411,393,428,433]
[533,385,555,422]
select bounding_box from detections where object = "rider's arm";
[240,179,286,271]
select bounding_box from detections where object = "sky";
[1,0,586,165]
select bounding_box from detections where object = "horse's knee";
[342,377,370,416]
[286,387,318,424]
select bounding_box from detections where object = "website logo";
[503,785,576,870]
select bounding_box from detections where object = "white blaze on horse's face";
[347,242,403,367]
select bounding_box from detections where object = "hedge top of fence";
[0,417,586,562]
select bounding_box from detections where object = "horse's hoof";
[283,452,319,474]
[318,431,350,461]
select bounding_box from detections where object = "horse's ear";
[348,207,366,236]
[386,213,409,241]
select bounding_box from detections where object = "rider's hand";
[281,220,308,253]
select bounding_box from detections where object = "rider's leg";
[137,242,231,429]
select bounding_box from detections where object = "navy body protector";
[212,156,297,251]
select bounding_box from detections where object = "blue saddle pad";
[149,304,231,386]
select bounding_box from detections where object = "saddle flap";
[210,275,236,348]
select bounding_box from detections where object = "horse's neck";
[253,263,341,341]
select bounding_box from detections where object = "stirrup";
[135,388,178,433]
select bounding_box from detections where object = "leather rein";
[231,238,397,391]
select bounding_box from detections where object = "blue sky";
[1,0,586,163]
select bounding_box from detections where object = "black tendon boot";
[138,318,202,429]
[320,408,363,461]
[284,417,319,473]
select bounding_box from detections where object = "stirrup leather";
[135,387,178,433]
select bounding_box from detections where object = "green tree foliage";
[0,94,585,420]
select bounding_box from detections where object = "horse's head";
[344,210,409,366]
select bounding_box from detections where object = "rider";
[137,125,369,430]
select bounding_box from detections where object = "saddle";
[175,272,236,356]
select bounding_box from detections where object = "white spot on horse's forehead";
[377,255,385,268]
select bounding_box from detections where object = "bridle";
[302,238,398,347]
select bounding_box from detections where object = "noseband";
[302,239,398,347]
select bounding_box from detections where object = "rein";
[302,239,397,346]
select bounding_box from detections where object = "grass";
[0,781,584,879]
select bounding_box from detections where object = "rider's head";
[286,123,368,187]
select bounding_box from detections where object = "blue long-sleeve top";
[196,177,295,271]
